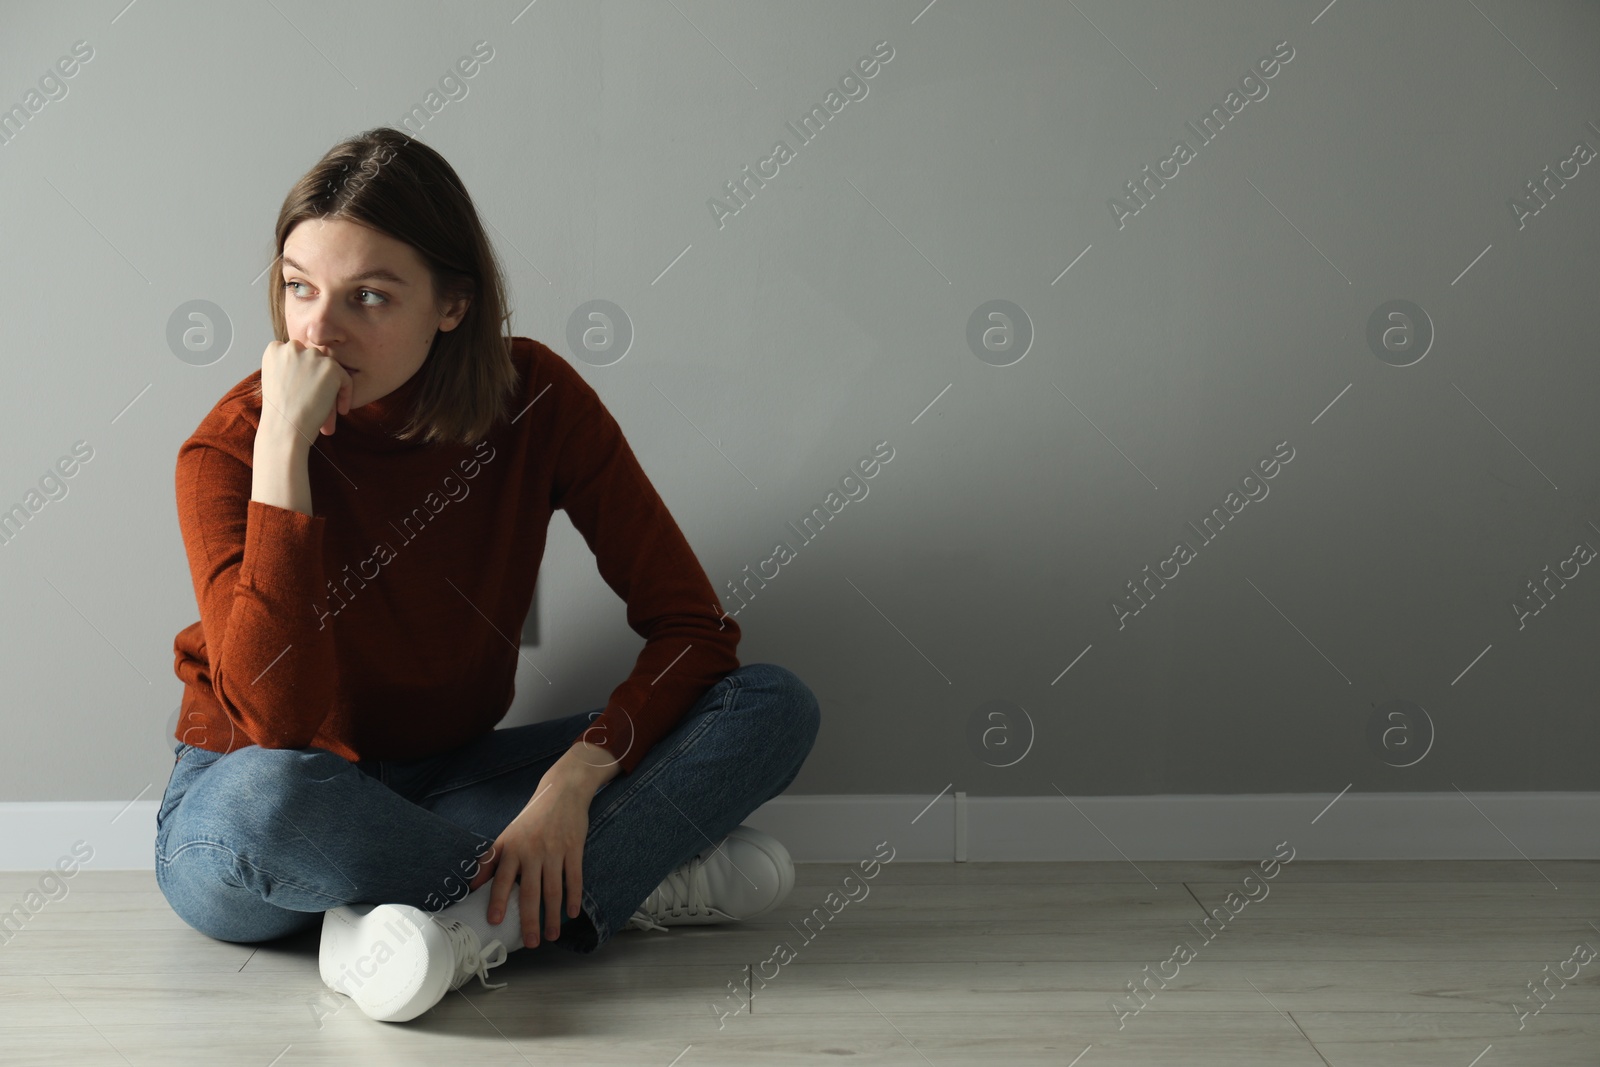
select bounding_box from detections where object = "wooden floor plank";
[3,863,1596,1064]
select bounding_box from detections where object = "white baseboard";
[2,791,1597,871]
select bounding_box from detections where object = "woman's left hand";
[466,769,594,948]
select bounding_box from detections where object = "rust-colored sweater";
[171,336,741,776]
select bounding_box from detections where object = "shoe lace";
[437,917,509,992]
[624,851,714,932]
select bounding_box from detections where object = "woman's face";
[279,217,468,409]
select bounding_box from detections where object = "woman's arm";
[250,416,314,514]
[251,338,351,514]
[542,346,743,778]
[545,738,623,792]
[175,438,340,751]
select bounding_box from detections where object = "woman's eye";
[281,281,384,306]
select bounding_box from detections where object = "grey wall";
[2,0,1597,803]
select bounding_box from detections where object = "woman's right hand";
[259,339,354,441]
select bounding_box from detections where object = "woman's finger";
[544,852,564,941]
[565,840,583,919]
[487,849,517,926]
[468,848,497,893]
[521,861,543,948]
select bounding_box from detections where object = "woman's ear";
[439,292,472,332]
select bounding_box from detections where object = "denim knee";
[162,746,356,860]
[738,662,820,773]
[752,663,820,740]
[157,841,319,944]
[157,746,355,943]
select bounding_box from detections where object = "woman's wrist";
[550,739,623,792]
[250,424,315,515]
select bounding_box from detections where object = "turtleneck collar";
[335,364,430,451]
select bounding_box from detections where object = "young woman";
[157,127,820,1024]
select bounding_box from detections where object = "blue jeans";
[155,662,819,954]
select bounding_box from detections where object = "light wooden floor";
[1,860,1597,1065]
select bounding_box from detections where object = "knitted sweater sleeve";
[547,357,742,776]
[173,433,338,750]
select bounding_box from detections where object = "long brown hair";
[252,127,517,447]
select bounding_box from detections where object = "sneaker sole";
[318,903,451,1023]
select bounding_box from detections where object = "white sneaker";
[318,902,509,1022]
[623,825,795,933]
